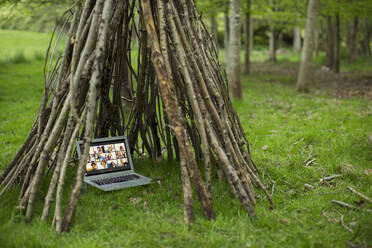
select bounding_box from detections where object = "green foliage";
[195,0,226,17]
[320,0,372,19]
[252,0,307,31]
[0,1,72,32]
[0,30,372,247]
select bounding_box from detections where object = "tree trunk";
[346,17,359,62]
[278,32,283,49]
[293,26,301,53]
[296,0,319,92]
[210,12,218,46]
[333,14,340,73]
[243,0,251,75]
[360,18,372,56]
[227,0,242,99]
[224,4,230,62]
[319,18,327,56]
[326,14,340,73]
[326,16,335,69]
[269,25,276,62]
[249,17,254,54]
[314,27,319,56]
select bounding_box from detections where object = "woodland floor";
[0,30,372,248]
[253,60,372,99]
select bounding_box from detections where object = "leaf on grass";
[278,219,289,224]
[353,199,366,206]
[156,155,163,163]
[130,197,142,205]
[262,145,268,151]
[111,204,120,210]
[339,164,354,174]
[349,221,357,228]
[287,189,296,195]
[293,138,304,145]
[365,169,372,176]
[155,176,162,187]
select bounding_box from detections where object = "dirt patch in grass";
[315,70,372,99]
[253,61,372,99]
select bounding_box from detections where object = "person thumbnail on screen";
[97,161,107,170]
[87,162,97,172]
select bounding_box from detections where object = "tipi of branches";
[0,0,273,233]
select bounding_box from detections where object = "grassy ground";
[0,29,65,64]
[0,30,371,248]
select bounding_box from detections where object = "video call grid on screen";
[84,141,130,175]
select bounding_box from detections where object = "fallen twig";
[320,174,342,182]
[332,200,357,210]
[304,157,317,167]
[304,183,314,190]
[322,211,354,233]
[339,212,353,233]
[313,190,348,195]
[347,186,372,204]
[270,180,275,197]
[331,200,372,213]
[322,211,338,222]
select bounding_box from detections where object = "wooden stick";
[347,186,372,204]
[61,0,112,233]
[41,116,77,221]
[25,93,72,222]
[167,1,212,199]
[320,174,342,182]
[331,200,372,212]
[338,212,353,233]
[142,0,215,221]
[55,114,84,233]
[322,211,353,233]
[332,200,357,210]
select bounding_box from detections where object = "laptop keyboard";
[92,174,140,186]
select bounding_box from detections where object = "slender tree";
[346,17,359,62]
[293,26,301,53]
[268,25,277,62]
[224,2,230,64]
[249,16,254,54]
[243,0,251,74]
[325,14,340,73]
[210,12,218,45]
[360,17,372,56]
[227,0,242,99]
[296,0,320,91]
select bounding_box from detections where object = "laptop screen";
[77,137,132,176]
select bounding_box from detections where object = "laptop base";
[84,171,151,192]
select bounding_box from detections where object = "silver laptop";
[76,136,151,191]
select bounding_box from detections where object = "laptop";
[76,136,151,191]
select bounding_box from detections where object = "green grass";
[0,29,65,64]
[0,30,372,248]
